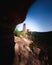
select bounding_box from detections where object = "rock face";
[13,36,40,65]
[0,0,36,65]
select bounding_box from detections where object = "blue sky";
[16,0,52,32]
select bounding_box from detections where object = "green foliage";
[13,29,21,37]
[21,32,26,36]
[31,31,52,48]
[27,32,31,35]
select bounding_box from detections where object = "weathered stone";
[0,0,36,65]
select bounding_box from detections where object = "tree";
[13,29,21,37]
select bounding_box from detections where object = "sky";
[16,0,52,32]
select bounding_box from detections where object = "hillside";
[32,31,52,47]
[13,31,52,65]
[31,31,52,65]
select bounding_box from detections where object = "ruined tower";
[23,23,26,32]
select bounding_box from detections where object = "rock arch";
[0,0,36,65]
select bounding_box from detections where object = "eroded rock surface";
[13,36,40,65]
[0,0,36,65]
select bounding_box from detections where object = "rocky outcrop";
[0,0,36,65]
[13,36,40,65]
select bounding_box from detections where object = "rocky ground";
[12,36,48,65]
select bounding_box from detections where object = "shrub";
[13,29,21,37]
